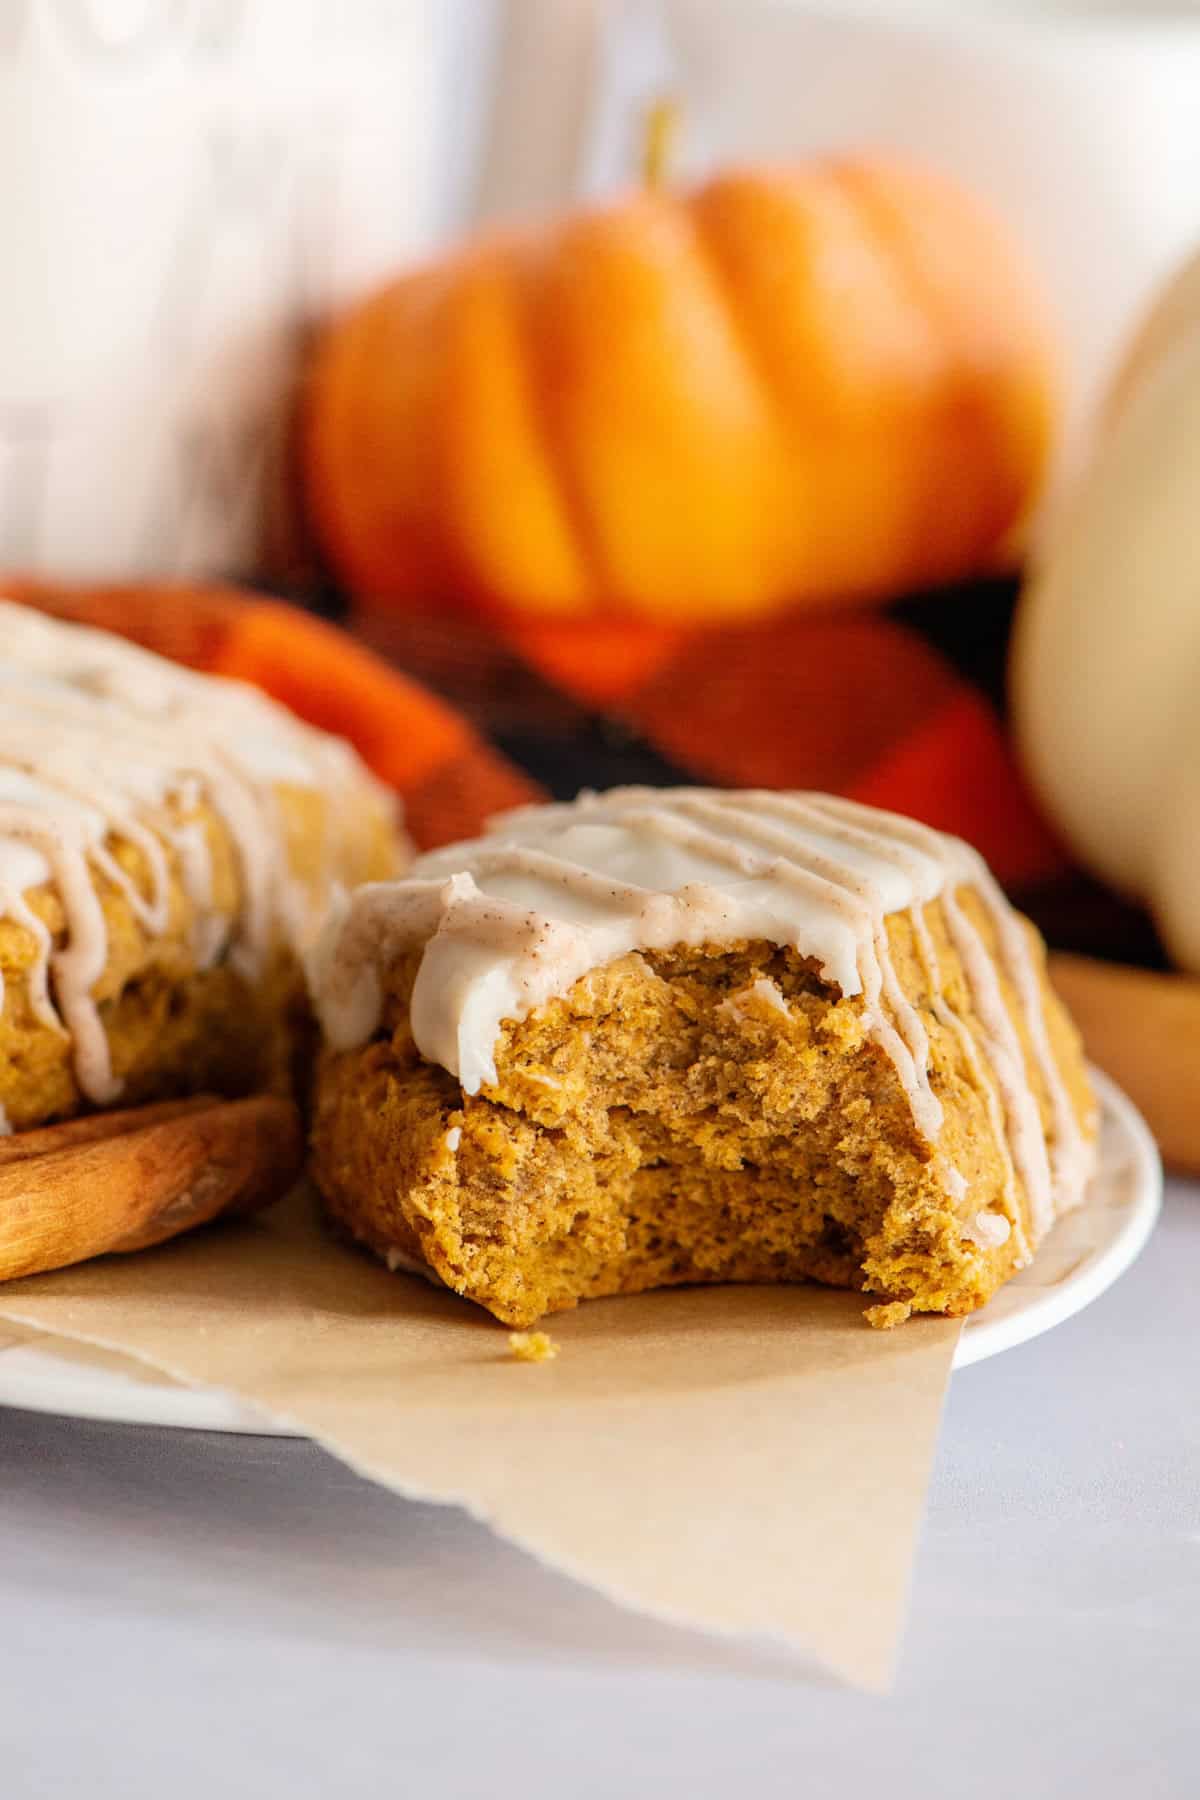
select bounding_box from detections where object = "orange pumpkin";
[305,157,1056,625]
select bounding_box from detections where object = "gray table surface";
[1,1178,1197,1800]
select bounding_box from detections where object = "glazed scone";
[0,599,405,1131]
[309,788,1097,1329]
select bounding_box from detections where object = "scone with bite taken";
[309,787,1096,1328]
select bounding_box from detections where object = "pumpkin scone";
[0,597,406,1134]
[309,787,1096,1329]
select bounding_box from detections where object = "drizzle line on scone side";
[0,599,392,1120]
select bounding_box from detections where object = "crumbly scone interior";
[312,886,1093,1328]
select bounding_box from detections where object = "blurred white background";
[484,1,1200,488]
[3,0,1200,577]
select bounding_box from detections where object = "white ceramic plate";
[0,1069,1161,1433]
[953,1069,1161,1367]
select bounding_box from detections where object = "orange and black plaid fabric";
[345,581,1162,966]
[8,573,1162,966]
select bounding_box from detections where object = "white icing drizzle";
[963,1210,1013,1250]
[310,787,1095,1247]
[943,1166,968,1202]
[719,976,791,1022]
[0,597,396,1105]
[962,851,1093,1221]
[813,795,1090,1240]
[905,895,1028,1260]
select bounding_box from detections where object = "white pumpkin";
[1012,247,1200,973]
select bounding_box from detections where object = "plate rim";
[0,1067,1163,1433]
[954,1066,1162,1368]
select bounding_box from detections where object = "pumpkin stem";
[640,95,680,191]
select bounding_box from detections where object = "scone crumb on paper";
[865,1300,913,1331]
[508,1330,559,1364]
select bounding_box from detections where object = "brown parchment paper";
[0,1188,960,1690]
